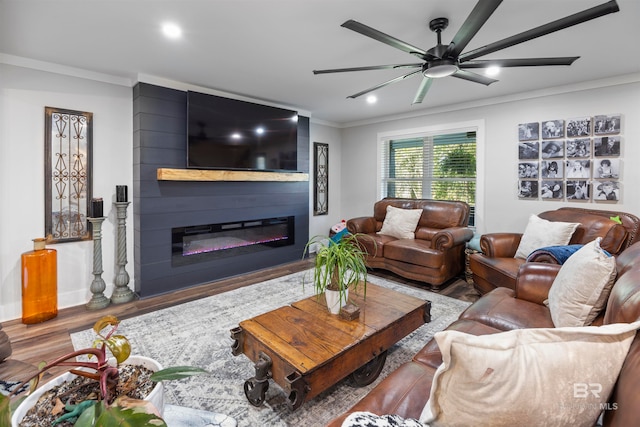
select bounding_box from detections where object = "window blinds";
[380,131,476,225]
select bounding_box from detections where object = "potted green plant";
[1,315,206,426]
[303,233,371,314]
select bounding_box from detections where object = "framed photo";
[565,138,591,158]
[541,160,563,178]
[593,158,620,179]
[594,114,621,135]
[517,180,538,199]
[518,141,539,159]
[541,140,564,158]
[541,180,563,200]
[518,161,539,179]
[566,117,591,137]
[594,136,620,156]
[566,180,590,201]
[518,122,539,141]
[541,119,565,139]
[565,159,591,179]
[594,181,620,202]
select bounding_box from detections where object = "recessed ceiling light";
[366,95,377,104]
[485,66,500,77]
[162,22,182,39]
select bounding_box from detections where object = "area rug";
[70,270,470,426]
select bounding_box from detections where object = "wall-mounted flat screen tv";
[187,91,298,171]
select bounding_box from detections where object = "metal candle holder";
[87,216,110,310]
[111,201,135,304]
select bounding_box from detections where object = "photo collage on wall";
[517,114,622,202]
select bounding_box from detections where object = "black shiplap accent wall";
[133,82,309,298]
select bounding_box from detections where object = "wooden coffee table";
[230,283,431,410]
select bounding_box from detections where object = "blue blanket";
[330,228,349,244]
[526,244,584,264]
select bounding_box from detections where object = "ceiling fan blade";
[460,57,579,68]
[347,69,422,99]
[451,69,498,86]
[412,78,433,104]
[459,0,620,61]
[444,0,503,58]
[341,19,436,60]
[313,63,422,75]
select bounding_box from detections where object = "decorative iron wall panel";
[45,107,93,242]
[314,142,329,215]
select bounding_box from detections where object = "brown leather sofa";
[346,198,473,289]
[470,207,640,294]
[328,240,640,427]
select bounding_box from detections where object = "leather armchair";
[470,207,640,294]
[347,198,473,289]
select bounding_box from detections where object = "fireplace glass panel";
[172,216,294,266]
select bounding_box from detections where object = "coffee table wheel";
[244,351,272,406]
[244,378,269,406]
[350,350,388,387]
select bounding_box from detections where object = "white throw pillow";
[546,237,617,327]
[420,321,640,427]
[377,205,423,240]
[514,214,580,259]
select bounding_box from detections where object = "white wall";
[340,77,640,235]
[308,122,343,238]
[0,63,133,321]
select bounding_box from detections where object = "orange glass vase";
[21,238,58,324]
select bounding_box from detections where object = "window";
[380,131,477,226]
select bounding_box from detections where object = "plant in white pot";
[303,233,371,314]
[1,315,206,426]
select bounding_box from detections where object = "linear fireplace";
[172,216,295,266]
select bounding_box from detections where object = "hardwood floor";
[0,259,478,383]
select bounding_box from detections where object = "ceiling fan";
[313,0,620,104]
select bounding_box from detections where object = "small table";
[465,247,479,284]
[230,283,431,410]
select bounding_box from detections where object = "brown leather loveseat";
[346,198,473,289]
[470,207,640,294]
[329,240,640,427]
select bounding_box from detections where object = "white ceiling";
[1,0,639,126]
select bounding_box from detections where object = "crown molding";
[0,53,132,87]
[341,72,640,129]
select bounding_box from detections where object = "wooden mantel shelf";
[157,168,309,182]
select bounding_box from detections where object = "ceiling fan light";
[485,66,500,76]
[423,59,458,78]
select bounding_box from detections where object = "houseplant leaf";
[94,408,166,427]
[72,401,98,427]
[103,334,131,364]
[75,398,165,427]
[0,394,10,427]
[93,315,120,335]
[150,366,208,381]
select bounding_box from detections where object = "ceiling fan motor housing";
[425,34,458,78]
